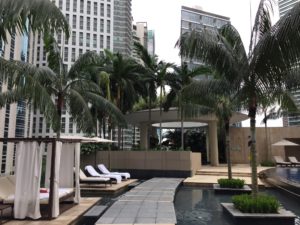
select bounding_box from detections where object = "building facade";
[30,0,133,139]
[180,6,230,69]
[0,32,31,175]
[278,0,300,126]
[113,0,132,56]
[147,30,155,56]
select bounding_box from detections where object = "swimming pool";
[175,187,300,225]
[274,167,300,184]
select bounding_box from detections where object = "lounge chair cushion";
[98,164,130,179]
[79,169,110,182]
[288,156,300,165]
[85,165,122,183]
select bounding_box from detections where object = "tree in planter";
[0,35,125,137]
[178,0,300,196]
[181,77,241,180]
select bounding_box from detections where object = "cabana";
[0,136,111,220]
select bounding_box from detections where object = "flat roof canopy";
[152,121,207,128]
[125,107,248,125]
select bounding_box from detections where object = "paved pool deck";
[96,178,183,225]
[184,164,273,187]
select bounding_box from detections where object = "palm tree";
[181,77,242,179]
[0,35,125,138]
[0,0,70,43]
[164,63,213,150]
[134,42,174,147]
[178,0,300,196]
[103,50,145,149]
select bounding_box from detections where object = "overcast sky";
[132,0,283,127]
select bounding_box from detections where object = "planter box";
[213,184,251,194]
[221,203,296,225]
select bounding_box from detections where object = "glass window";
[80,16,83,29]
[73,0,77,12]
[107,4,111,18]
[79,48,83,56]
[64,47,68,61]
[106,36,110,49]
[86,33,90,47]
[80,0,84,13]
[59,0,63,10]
[107,20,111,33]
[87,1,91,14]
[79,32,83,46]
[86,17,90,30]
[93,18,97,32]
[100,19,104,32]
[72,15,76,29]
[93,34,97,48]
[69,118,73,133]
[100,35,103,48]
[32,117,36,133]
[71,48,76,62]
[100,3,104,16]
[57,30,62,44]
[72,31,76,45]
[46,122,50,133]
[61,118,66,133]
[94,2,97,15]
[66,0,70,11]
[39,117,43,133]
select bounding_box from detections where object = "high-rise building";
[180,6,230,69]
[113,0,132,56]
[278,0,300,126]
[147,30,155,56]
[0,31,31,175]
[30,0,132,138]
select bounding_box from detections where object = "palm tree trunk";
[225,120,232,179]
[148,90,152,150]
[56,94,63,139]
[159,86,163,148]
[117,87,121,149]
[249,102,258,197]
[264,112,270,161]
[181,107,184,150]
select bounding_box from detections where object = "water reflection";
[175,187,300,225]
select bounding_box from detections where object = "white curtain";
[59,143,74,188]
[52,141,62,218]
[14,141,43,219]
[74,143,81,203]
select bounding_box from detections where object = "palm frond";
[0,0,70,43]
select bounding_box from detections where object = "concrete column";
[208,121,219,166]
[140,123,148,150]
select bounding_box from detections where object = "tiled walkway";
[96,178,183,225]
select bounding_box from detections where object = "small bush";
[260,160,276,167]
[232,194,279,213]
[218,178,245,189]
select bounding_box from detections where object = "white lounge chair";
[84,165,122,184]
[273,156,291,167]
[288,156,300,166]
[79,169,111,186]
[97,164,130,180]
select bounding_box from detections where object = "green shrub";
[218,178,245,189]
[232,194,279,213]
[260,160,276,167]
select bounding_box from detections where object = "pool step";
[195,170,252,177]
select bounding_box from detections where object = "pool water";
[175,187,300,225]
[275,167,300,183]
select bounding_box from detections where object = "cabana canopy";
[272,139,299,146]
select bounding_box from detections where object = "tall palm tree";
[134,42,174,147]
[0,35,125,137]
[178,0,300,196]
[103,50,145,149]
[0,0,70,43]
[181,76,242,179]
[164,63,213,150]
